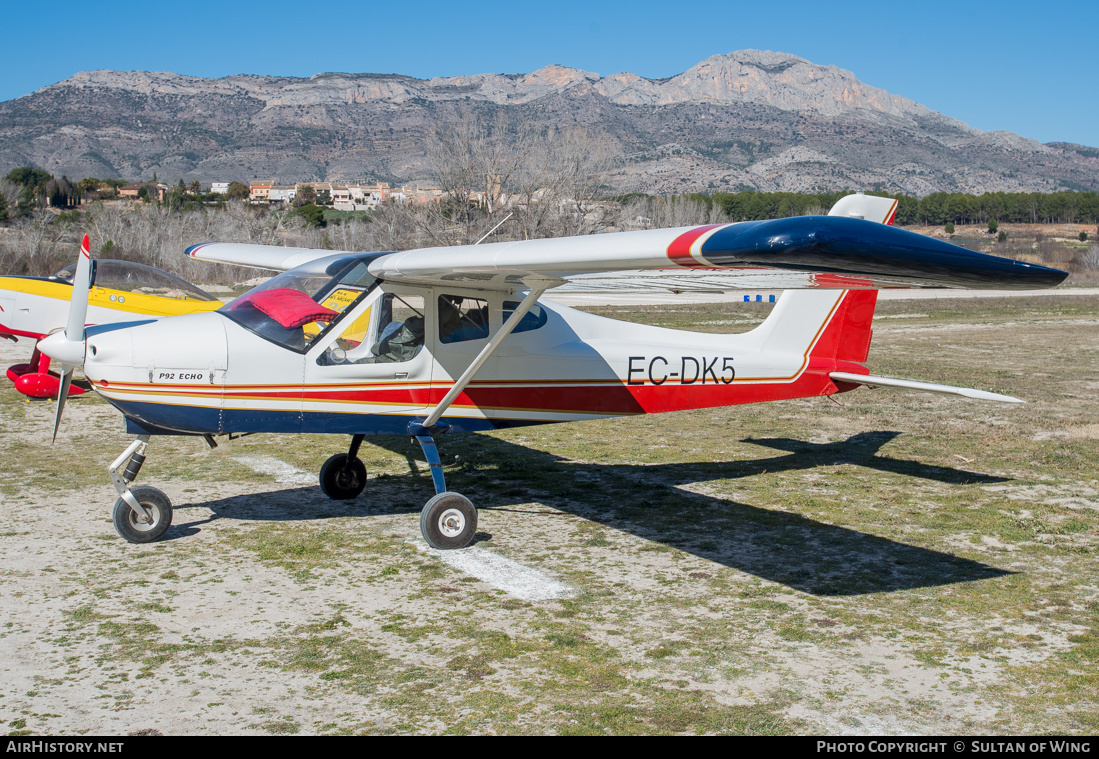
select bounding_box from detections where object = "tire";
[420,492,477,550]
[319,454,367,500]
[112,486,173,544]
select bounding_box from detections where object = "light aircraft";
[37,194,1067,549]
[0,261,221,398]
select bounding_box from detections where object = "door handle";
[394,372,408,379]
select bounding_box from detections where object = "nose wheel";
[107,436,173,544]
[112,485,173,543]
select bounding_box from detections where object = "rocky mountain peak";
[2,51,1095,195]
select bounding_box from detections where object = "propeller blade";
[65,234,92,342]
[52,368,73,443]
[47,235,93,442]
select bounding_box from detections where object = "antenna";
[474,212,514,245]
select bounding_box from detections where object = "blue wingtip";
[701,216,1068,290]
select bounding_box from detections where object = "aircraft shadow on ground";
[176,430,1011,596]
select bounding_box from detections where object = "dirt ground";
[1,293,1097,735]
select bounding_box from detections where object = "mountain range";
[2,49,1097,196]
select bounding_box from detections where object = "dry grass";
[0,294,1096,735]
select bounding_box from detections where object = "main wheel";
[319,454,367,500]
[112,486,173,544]
[420,492,477,550]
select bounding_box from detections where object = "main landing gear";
[108,436,173,543]
[318,427,477,550]
[319,434,367,500]
[409,427,477,550]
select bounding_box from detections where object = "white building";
[268,186,297,204]
[210,182,230,195]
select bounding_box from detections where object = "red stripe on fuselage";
[98,371,864,419]
[666,225,724,267]
[92,292,875,419]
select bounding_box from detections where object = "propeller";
[38,234,92,441]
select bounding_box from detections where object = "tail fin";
[828,193,898,225]
[752,289,877,366]
[811,289,877,364]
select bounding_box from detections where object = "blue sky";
[3,1,1097,147]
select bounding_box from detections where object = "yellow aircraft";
[0,259,222,398]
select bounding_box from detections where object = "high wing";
[185,193,1066,293]
[558,193,901,294]
[368,216,1065,292]
[185,242,347,272]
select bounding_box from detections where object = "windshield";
[55,260,218,302]
[219,253,382,353]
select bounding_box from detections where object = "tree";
[944,222,955,235]
[294,203,326,227]
[0,192,7,223]
[47,179,69,208]
[78,177,101,199]
[190,180,202,195]
[226,181,249,200]
[295,185,317,206]
[988,218,999,234]
[1080,231,1089,242]
[998,230,1008,243]
[425,114,615,245]
[4,167,51,188]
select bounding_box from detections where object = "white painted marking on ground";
[415,542,575,602]
[235,455,316,486]
[235,453,571,600]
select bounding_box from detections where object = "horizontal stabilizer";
[827,193,898,225]
[830,372,1024,404]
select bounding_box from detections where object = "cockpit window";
[439,295,489,344]
[219,254,380,353]
[503,301,548,333]
[55,260,218,302]
[318,293,425,366]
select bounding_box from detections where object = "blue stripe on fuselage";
[111,398,504,436]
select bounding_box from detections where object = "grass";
[1,294,1097,734]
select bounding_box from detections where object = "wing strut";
[415,287,547,435]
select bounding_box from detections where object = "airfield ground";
[1,292,1097,736]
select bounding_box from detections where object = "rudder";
[810,289,878,364]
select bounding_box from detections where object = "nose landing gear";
[108,436,172,543]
